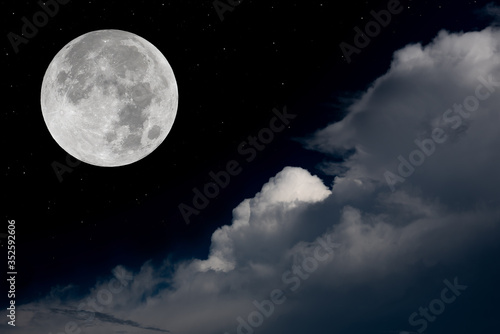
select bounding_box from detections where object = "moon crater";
[41,29,178,167]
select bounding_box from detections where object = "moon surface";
[40,29,178,167]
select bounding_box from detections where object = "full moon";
[40,29,178,167]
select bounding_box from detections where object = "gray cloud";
[48,308,171,333]
[7,25,500,334]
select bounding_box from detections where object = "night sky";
[3,0,500,333]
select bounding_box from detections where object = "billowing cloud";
[193,166,332,273]
[6,25,500,334]
[306,27,500,207]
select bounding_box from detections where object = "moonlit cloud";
[194,166,332,273]
[6,25,500,334]
[306,27,500,207]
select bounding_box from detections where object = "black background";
[2,0,494,306]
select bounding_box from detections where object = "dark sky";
[3,1,500,333]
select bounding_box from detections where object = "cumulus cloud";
[193,166,332,273]
[306,27,500,207]
[6,26,500,334]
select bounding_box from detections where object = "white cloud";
[306,27,500,206]
[194,167,332,273]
